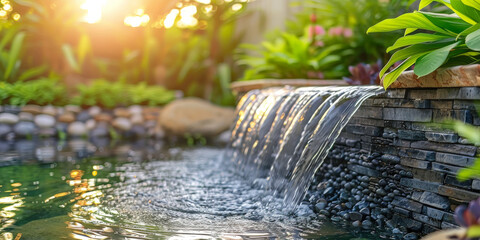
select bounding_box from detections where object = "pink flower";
[328,27,344,36]
[314,41,325,47]
[310,13,317,23]
[309,25,325,38]
[343,28,353,38]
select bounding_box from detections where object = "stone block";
[400,178,440,192]
[411,123,445,132]
[347,164,379,177]
[404,167,445,183]
[345,125,382,136]
[425,132,459,143]
[384,108,432,122]
[408,89,438,99]
[472,179,480,190]
[432,162,462,175]
[380,154,400,163]
[392,214,423,231]
[411,141,477,156]
[353,107,383,119]
[393,207,411,216]
[399,148,436,161]
[412,212,442,228]
[445,175,472,189]
[419,192,450,210]
[373,98,414,108]
[436,152,476,167]
[372,144,398,155]
[349,117,385,127]
[438,185,480,202]
[414,99,431,108]
[431,100,453,109]
[453,100,479,110]
[424,206,446,220]
[441,221,458,229]
[401,158,431,170]
[437,87,480,100]
[393,139,411,148]
[398,130,426,141]
[392,196,423,213]
[387,89,407,99]
[384,121,412,130]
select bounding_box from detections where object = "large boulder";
[159,98,235,137]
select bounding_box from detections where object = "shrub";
[0,78,67,106]
[368,0,480,88]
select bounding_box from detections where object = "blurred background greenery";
[0,0,422,107]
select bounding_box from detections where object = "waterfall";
[227,86,384,208]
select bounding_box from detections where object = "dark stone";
[359,207,370,215]
[76,111,91,122]
[432,162,462,175]
[403,233,418,240]
[399,148,435,161]
[445,175,472,189]
[0,124,12,138]
[354,107,383,119]
[386,89,406,98]
[393,207,410,216]
[437,87,480,100]
[412,212,441,228]
[400,178,440,192]
[431,100,453,109]
[350,212,363,221]
[424,207,445,221]
[345,125,382,136]
[419,192,450,210]
[400,158,430,170]
[438,185,480,202]
[473,180,480,190]
[398,130,426,141]
[380,154,400,163]
[347,165,379,177]
[425,132,459,143]
[361,220,373,228]
[436,152,475,168]
[453,100,478,110]
[392,215,423,231]
[384,108,432,122]
[411,141,477,156]
[392,196,422,213]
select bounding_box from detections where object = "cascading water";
[227,86,384,209]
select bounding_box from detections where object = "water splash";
[228,86,383,208]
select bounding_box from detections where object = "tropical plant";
[0,77,67,105]
[237,33,345,80]
[368,0,480,89]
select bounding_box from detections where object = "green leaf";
[4,32,25,81]
[458,159,480,181]
[419,0,435,10]
[18,65,47,82]
[458,22,480,38]
[383,55,423,89]
[421,12,471,34]
[367,12,452,35]
[414,42,460,77]
[387,33,451,52]
[467,225,480,238]
[463,0,480,11]
[380,41,455,78]
[62,44,80,73]
[77,34,91,66]
[466,28,480,50]
[451,0,480,23]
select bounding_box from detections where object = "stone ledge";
[391,65,480,89]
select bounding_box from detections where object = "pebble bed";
[305,146,421,240]
[0,105,165,140]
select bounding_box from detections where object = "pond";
[0,139,386,239]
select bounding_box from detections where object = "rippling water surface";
[0,139,384,239]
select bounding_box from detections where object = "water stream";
[228,86,383,208]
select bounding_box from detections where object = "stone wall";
[308,87,480,237]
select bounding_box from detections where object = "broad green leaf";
[458,159,480,181]
[380,41,455,78]
[414,42,460,77]
[458,22,480,37]
[405,28,418,35]
[62,44,80,73]
[387,33,451,52]
[447,120,480,143]
[4,32,25,81]
[451,0,480,23]
[466,28,480,50]
[463,0,480,11]
[367,12,451,35]
[419,0,435,9]
[421,12,471,34]
[383,55,423,89]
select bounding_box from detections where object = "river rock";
[18,112,34,122]
[42,106,57,116]
[65,105,81,114]
[0,124,12,138]
[91,123,110,138]
[159,98,235,137]
[129,105,143,115]
[76,111,91,122]
[88,106,102,116]
[94,113,113,122]
[34,114,56,128]
[68,122,87,137]
[114,108,131,118]
[58,113,75,123]
[130,125,147,137]
[112,118,132,131]
[13,122,36,137]
[86,119,96,131]
[38,127,56,137]
[0,113,19,125]
[22,105,42,115]
[131,114,144,125]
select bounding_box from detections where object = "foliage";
[237,0,413,81]
[368,0,480,89]
[0,77,67,106]
[71,79,175,108]
[237,33,344,80]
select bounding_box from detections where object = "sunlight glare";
[163,9,179,29]
[81,0,107,24]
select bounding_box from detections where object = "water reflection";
[0,139,383,240]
